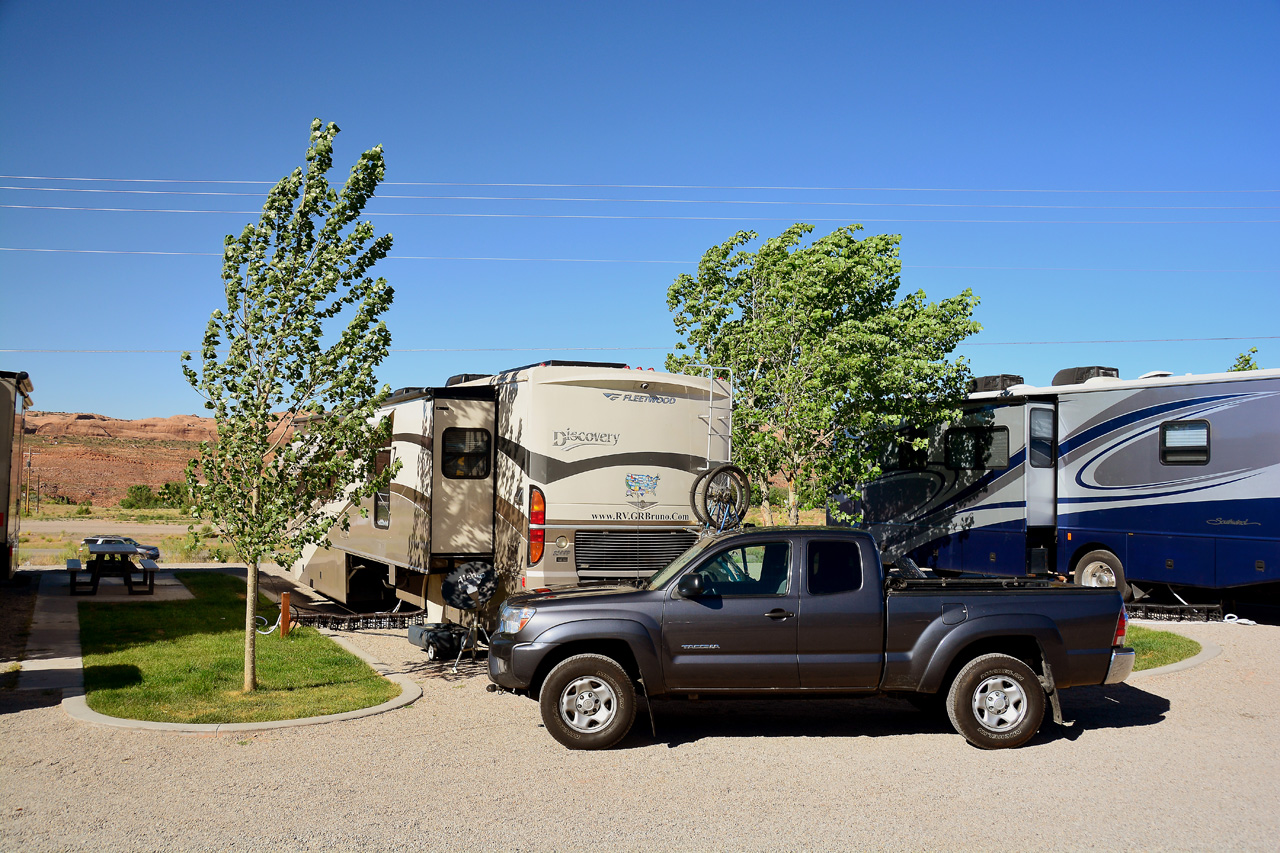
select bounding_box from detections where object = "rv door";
[430,396,497,555]
[1025,405,1057,527]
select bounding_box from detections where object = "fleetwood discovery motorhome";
[294,361,731,618]
[830,366,1280,598]
[2,370,34,579]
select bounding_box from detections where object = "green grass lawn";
[1128,624,1202,671]
[79,572,401,723]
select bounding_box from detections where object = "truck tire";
[1073,549,1130,601]
[539,654,637,750]
[946,653,1046,750]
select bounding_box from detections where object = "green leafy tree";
[1229,347,1260,371]
[182,119,397,691]
[119,484,160,509]
[667,223,980,525]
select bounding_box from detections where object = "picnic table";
[67,542,159,596]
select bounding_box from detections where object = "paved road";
[2,618,1276,852]
[22,519,192,539]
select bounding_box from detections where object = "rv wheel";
[1073,550,1130,601]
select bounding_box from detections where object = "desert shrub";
[120,485,163,509]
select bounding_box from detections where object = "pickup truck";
[487,526,1134,750]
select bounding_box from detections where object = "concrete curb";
[61,668,422,735]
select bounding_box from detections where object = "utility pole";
[23,452,39,516]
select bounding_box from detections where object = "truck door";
[797,536,884,689]
[662,539,799,689]
[430,394,496,555]
[1025,405,1057,528]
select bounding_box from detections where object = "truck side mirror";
[677,574,705,598]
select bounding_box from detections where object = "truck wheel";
[539,654,637,750]
[1074,550,1130,601]
[946,653,1046,750]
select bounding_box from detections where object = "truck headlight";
[498,604,535,635]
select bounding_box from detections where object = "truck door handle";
[764,608,794,620]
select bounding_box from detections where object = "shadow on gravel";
[628,694,955,750]
[623,683,1172,750]
[1037,682,1172,745]
[401,655,490,683]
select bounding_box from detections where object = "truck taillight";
[529,486,545,565]
[1113,607,1128,646]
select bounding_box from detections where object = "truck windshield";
[642,536,716,590]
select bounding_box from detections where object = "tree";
[1229,347,1260,371]
[667,223,980,525]
[182,119,397,691]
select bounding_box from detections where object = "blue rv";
[831,366,1280,599]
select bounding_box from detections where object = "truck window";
[945,426,1009,470]
[442,427,491,479]
[1160,420,1209,465]
[807,540,862,595]
[695,542,790,596]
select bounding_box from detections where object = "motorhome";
[2,370,34,579]
[293,361,731,618]
[831,366,1280,597]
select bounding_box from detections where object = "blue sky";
[2,1,1276,419]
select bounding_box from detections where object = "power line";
[3,247,1278,273]
[5,335,1278,355]
[3,174,1278,193]
[4,204,1277,225]
[4,185,1277,211]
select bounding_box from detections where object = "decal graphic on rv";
[625,473,660,510]
[552,428,621,451]
[602,393,676,404]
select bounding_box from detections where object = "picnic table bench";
[67,543,158,595]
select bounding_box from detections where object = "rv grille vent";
[574,530,699,580]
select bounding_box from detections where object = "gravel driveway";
[2,619,1277,852]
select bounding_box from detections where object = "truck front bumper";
[487,635,555,692]
[1103,647,1135,684]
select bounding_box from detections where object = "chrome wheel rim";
[972,675,1028,733]
[559,676,618,733]
[1079,561,1117,587]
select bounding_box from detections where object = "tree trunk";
[787,485,800,525]
[756,476,775,526]
[243,560,258,692]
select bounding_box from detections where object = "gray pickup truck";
[488,526,1133,750]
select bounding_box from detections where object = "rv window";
[944,427,1009,470]
[374,448,392,528]
[1161,420,1209,465]
[1029,409,1056,468]
[887,427,929,471]
[442,428,491,479]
